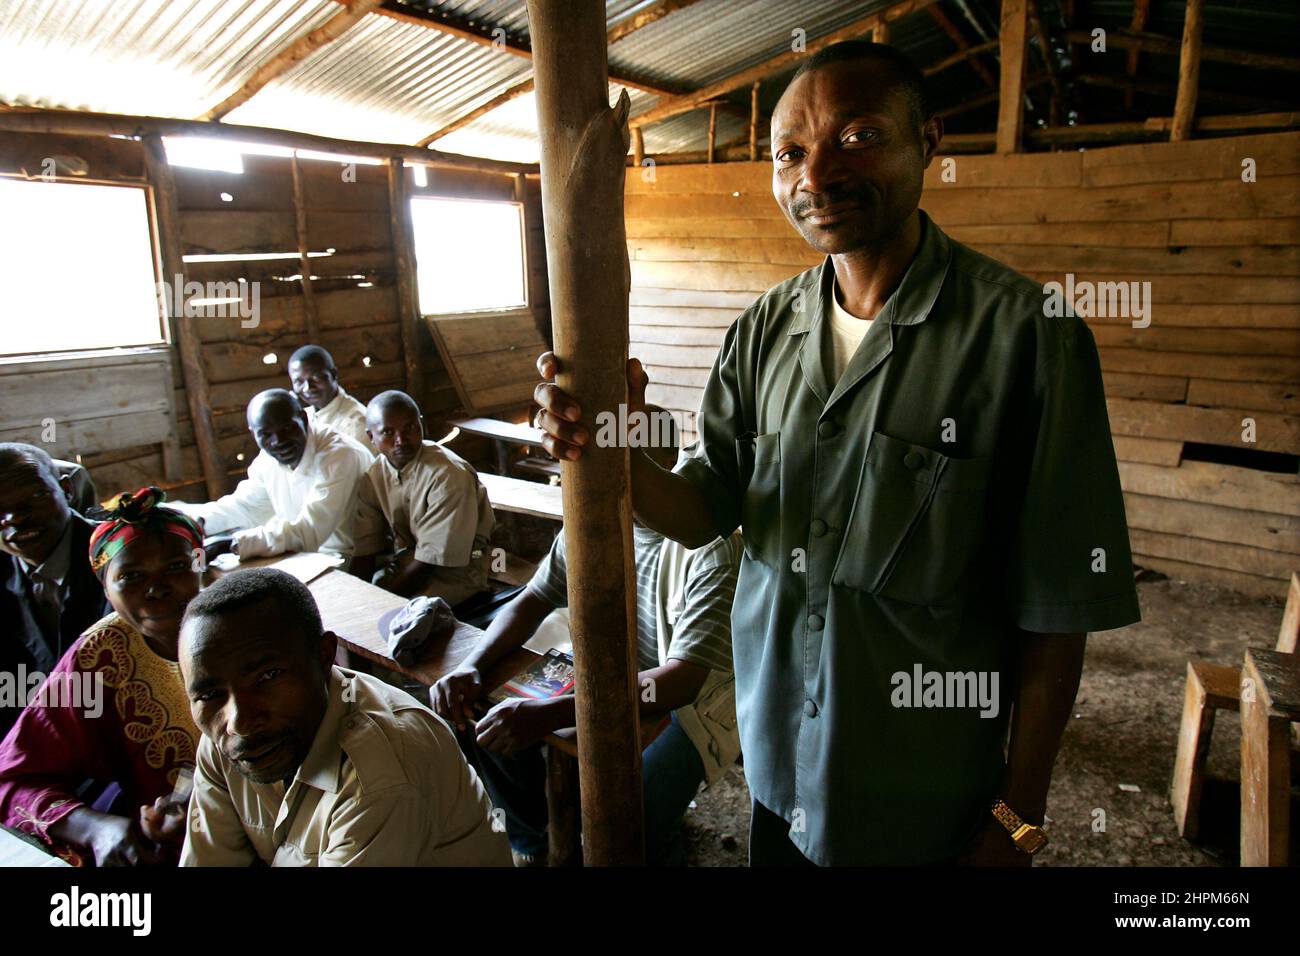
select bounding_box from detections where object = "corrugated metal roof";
[0,0,339,118]
[224,14,533,146]
[1,0,1294,163]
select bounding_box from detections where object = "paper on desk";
[215,551,344,584]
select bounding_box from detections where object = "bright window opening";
[410,197,526,315]
[0,178,163,357]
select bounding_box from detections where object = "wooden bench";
[1171,572,1299,840]
[450,416,550,478]
[1241,647,1300,866]
[481,472,564,522]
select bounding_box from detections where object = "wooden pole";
[387,158,424,405]
[749,81,760,161]
[290,156,321,344]
[996,0,1029,154]
[631,126,645,168]
[1171,0,1206,142]
[526,0,644,866]
[707,103,717,164]
[873,21,890,43]
[142,134,228,500]
[1124,0,1151,110]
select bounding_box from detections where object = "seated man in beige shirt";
[350,391,495,607]
[178,567,510,867]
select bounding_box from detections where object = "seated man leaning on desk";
[172,389,372,562]
[433,408,742,866]
[179,568,511,866]
[350,390,495,606]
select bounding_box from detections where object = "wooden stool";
[1240,648,1300,866]
[1171,573,1299,839]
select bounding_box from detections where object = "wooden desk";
[451,416,546,478]
[481,472,564,522]
[1240,648,1300,866]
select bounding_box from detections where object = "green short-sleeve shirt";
[675,210,1140,865]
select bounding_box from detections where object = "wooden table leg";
[1240,654,1291,866]
[545,745,582,867]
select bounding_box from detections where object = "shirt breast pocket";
[740,431,782,568]
[832,431,991,607]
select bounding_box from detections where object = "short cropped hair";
[183,567,323,650]
[289,344,335,370]
[0,442,60,483]
[790,40,931,129]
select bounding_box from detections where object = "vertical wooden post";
[1171,0,1205,142]
[526,0,645,866]
[872,21,890,43]
[996,0,1029,154]
[143,134,228,500]
[749,81,760,161]
[631,126,644,168]
[1124,0,1151,110]
[387,157,424,405]
[707,102,717,164]
[291,155,321,343]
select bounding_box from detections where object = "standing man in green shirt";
[532,42,1140,866]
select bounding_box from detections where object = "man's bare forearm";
[630,449,717,548]
[1001,632,1086,824]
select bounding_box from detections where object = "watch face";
[1017,827,1049,855]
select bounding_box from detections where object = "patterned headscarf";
[88,487,205,580]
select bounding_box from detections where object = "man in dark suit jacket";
[0,444,111,736]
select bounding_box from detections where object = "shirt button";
[803,699,818,718]
[808,614,824,631]
[817,421,838,439]
[903,450,926,470]
[810,519,827,537]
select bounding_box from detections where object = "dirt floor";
[681,573,1292,867]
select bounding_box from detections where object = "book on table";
[488,649,575,703]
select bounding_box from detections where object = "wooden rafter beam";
[201,0,385,121]
[926,2,997,87]
[606,0,704,45]
[996,0,1030,154]
[413,0,709,148]
[628,0,942,130]
[1063,29,1300,72]
[0,107,537,174]
[1076,73,1290,113]
[943,73,1048,120]
[352,0,673,97]
[923,38,999,77]
[417,77,534,147]
[1171,0,1206,142]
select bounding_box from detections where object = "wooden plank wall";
[624,131,1300,599]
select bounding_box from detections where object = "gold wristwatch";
[991,798,1048,855]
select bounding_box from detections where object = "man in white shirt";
[173,389,371,560]
[179,568,510,867]
[288,345,371,448]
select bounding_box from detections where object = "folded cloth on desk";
[387,595,456,667]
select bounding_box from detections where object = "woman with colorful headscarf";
[0,487,204,866]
